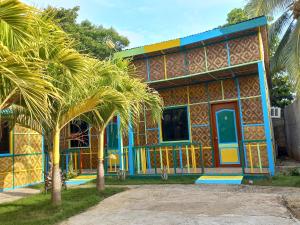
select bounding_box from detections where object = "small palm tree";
[83,59,162,192]
[245,0,300,93]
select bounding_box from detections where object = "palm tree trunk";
[52,127,61,206]
[96,128,105,192]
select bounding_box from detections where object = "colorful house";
[0,111,43,191]
[0,16,276,190]
[60,16,275,178]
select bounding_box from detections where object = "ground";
[0,188,40,204]
[61,184,300,225]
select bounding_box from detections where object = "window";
[271,107,281,118]
[0,123,10,154]
[69,120,90,148]
[161,107,189,142]
[106,122,118,149]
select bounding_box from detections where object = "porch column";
[257,61,275,175]
[117,116,124,170]
[128,119,134,175]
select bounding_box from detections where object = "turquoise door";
[215,109,240,165]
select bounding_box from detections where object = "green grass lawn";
[243,175,300,187]
[0,187,125,225]
[100,175,199,185]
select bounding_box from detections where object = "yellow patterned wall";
[0,125,43,190]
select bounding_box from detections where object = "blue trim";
[235,78,247,168]
[243,123,264,127]
[195,179,242,185]
[42,130,45,182]
[180,16,267,46]
[117,116,123,170]
[146,128,159,131]
[191,124,209,128]
[179,146,183,170]
[128,118,134,175]
[146,58,151,81]
[0,181,43,192]
[258,61,275,176]
[226,41,231,66]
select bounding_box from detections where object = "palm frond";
[245,0,293,17]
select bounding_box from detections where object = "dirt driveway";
[61,185,300,225]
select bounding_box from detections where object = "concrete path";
[61,185,300,225]
[0,188,40,204]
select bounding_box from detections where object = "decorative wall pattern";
[223,79,238,99]
[239,75,260,97]
[166,52,186,78]
[133,59,148,81]
[242,98,263,124]
[189,83,207,103]
[146,130,159,145]
[186,47,206,74]
[191,126,211,147]
[149,56,165,80]
[208,81,223,101]
[229,35,260,65]
[0,125,43,190]
[190,104,209,125]
[131,34,260,82]
[206,42,228,70]
[244,125,265,140]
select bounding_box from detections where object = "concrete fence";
[284,99,300,160]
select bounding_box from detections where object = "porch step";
[66,175,96,186]
[195,175,243,185]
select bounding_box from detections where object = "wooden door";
[211,102,242,167]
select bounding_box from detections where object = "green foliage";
[226,8,249,25]
[271,72,294,108]
[44,6,129,59]
[245,0,300,94]
[0,187,125,225]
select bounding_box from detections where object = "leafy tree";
[225,8,249,25]
[271,72,294,108]
[44,6,129,59]
[245,0,300,95]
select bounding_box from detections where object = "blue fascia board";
[180,16,267,47]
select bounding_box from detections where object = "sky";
[23,0,247,48]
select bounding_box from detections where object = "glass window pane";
[162,107,189,142]
[70,120,90,148]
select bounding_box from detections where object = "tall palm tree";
[245,0,300,93]
[83,59,162,192]
[0,0,58,121]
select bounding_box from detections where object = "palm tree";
[83,59,162,192]
[245,0,300,93]
[0,0,58,121]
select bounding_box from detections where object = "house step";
[66,175,96,186]
[195,175,243,185]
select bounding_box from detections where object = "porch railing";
[55,139,270,177]
[239,139,269,175]
[132,142,204,175]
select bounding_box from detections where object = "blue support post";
[257,61,275,175]
[41,130,45,182]
[128,119,134,175]
[117,116,124,170]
